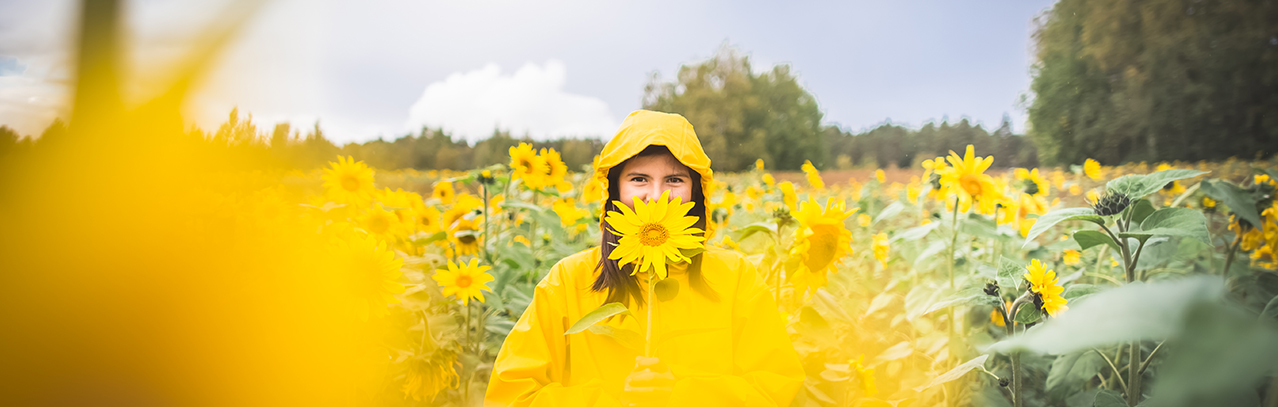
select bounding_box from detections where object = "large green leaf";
[1199,179,1263,227]
[736,221,777,242]
[893,222,938,242]
[1106,169,1208,199]
[1092,389,1126,407]
[997,257,1025,293]
[871,341,914,366]
[586,325,644,350]
[1023,208,1104,247]
[1046,349,1105,394]
[913,354,990,392]
[1014,302,1042,324]
[565,303,630,334]
[921,288,1001,317]
[1148,302,1278,407]
[1074,230,1118,251]
[961,215,1003,240]
[1125,198,1156,224]
[986,276,1226,355]
[1120,207,1210,243]
[874,201,905,225]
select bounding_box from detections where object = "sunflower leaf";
[1045,349,1105,395]
[1023,208,1104,247]
[565,303,630,335]
[1074,230,1118,252]
[1199,179,1263,227]
[737,222,777,242]
[1014,302,1042,325]
[922,288,1001,317]
[1119,208,1210,243]
[997,257,1025,293]
[654,278,680,302]
[1106,169,1208,200]
[411,231,448,246]
[914,354,990,392]
[678,247,705,259]
[586,325,644,351]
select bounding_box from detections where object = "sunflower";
[874,169,887,184]
[851,355,878,397]
[360,203,408,240]
[449,216,482,256]
[432,181,455,205]
[540,148,571,192]
[604,190,706,279]
[509,143,548,189]
[402,348,460,402]
[940,145,1002,214]
[414,205,442,235]
[872,232,890,266]
[321,156,375,203]
[1063,249,1081,266]
[791,197,856,292]
[1014,168,1049,197]
[1023,259,1068,317]
[553,197,589,227]
[334,234,405,321]
[802,160,825,190]
[1083,158,1104,181]
[433,258,494,305]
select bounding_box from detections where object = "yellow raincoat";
[485,111,804,406]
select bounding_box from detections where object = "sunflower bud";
[772,208,794,228]
[1091,192,1132,216]
[999,378,1010,387]
[983,281,1000,297]
[477,170,495,185]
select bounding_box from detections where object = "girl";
[485,110,803,406]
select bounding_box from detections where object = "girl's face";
[617,152,694,209]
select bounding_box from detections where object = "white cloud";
[405,60,617,142]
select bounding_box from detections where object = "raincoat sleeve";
[484,262,621,407]
[667,255,805,406]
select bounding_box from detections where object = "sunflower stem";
[645,272,655,358]
[1222,233,1242,276]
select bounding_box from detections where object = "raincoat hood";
[593,110,714,225]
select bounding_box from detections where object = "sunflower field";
[166,144,1271,407]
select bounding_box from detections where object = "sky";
[0,0,1058,145]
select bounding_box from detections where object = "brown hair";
[592,145,718,307]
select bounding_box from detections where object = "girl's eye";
[666,177,684,184]
[630,177,646,183]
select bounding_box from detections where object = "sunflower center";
[368,216,390,234]
[459,234,477,244]
[455,275,473,288]
[803,230,839,271]
[341,175,361,192]
[639,223,670,246]
[959,174,983,197]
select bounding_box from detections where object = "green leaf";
[1121,207,1210,243]
[874,201,905,225]
[1125,199,1156,224]
[961,215,1002,240]
[565,303,630,334]
[1046,350,1105,394]
[1106,169,1208,199]
[1074,230,1118,251]
[678,246,705,259]
[737,221,777,242]
[1200,179,1264,227]
[1063,284,1104,301]
[500,201,547,213]
[1148,302,1278,406]
[871,341,914,366]
[1023,208,1105,247]
[986,276,1226,355]
[1093,389,1126,407]
[913,354,990,392]
[892,222,938,242]
[654,278,680,302]
[864,292,895,317]
[586,325,644,350]
[412,230,448,246]
[1262,296,1278,322]
[922,288,1001,316]
[1014,302,1042,324]
[997,257,1025,293]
